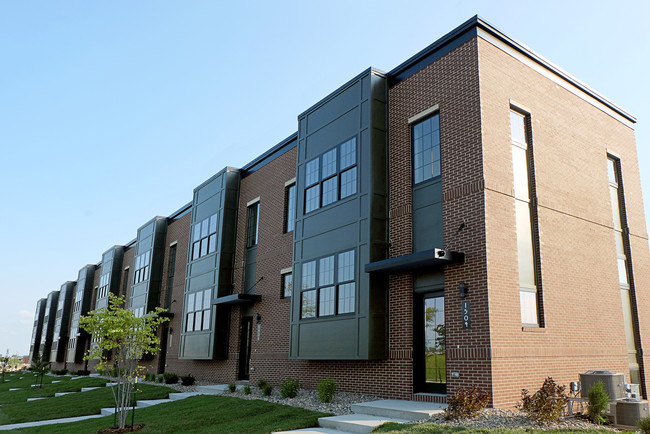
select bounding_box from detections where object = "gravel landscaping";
[107,377,622,431]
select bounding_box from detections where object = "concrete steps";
[318,414,410,433]
[350,399,446,421]
[169,392,202,401]
[275,428,342,434]
[136,398,172,407]
[26,397,47,402]
[100,407,116,416]
[54,392,75,397]
[81,387,101,392]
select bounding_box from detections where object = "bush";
[181,374,195,386]
[156,375,164,383]
[637,415,650,433]
[519,377,569,423]
[243,385,251,395]
[444,386,490,419]
[145,373,156,382]
[262,384,273,396]
[77,369,90,376]
[257,378,269,389]
[317,378,337,403]
[587,381,609,424]
[228,382,237,393]
[52,368,68,375]
[280,377,301,398]
[162,372,179,384]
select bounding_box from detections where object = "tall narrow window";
[281,272,293,298]
[247,202,260,247]
[121,268,130,296]
[285,184,296,233]
[412,113,441,184]
[166,244,177,308]
[608,156,641,383]
[510,110,539,326]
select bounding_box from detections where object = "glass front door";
[417,293,446,393]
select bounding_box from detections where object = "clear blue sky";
[1,1,648,356]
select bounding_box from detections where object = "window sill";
[522,326,545,333]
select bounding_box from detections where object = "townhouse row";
[29,16,650,407]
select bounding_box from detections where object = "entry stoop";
[318,414,410,433]
[351,399,446,421]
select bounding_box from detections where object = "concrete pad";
[81,387,101,392]
[54,392,75,397]
[51,380,62,383]
[351,399,446,421]
[168,392,202,401]
[89,373,100,377]
[136,398,172,407]
[101,407,117,416]
[106,382,118,387]
[318,414,409,434]
[70,376,84,380]
[196,384,243,394]
[0,414,105,431]
[27,397,47,402]
[8,388,21,391]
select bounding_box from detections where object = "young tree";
[80,293,169,429]
[0,349,9,383]
[30,353,50,388]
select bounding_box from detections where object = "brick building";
[33,16,650,407]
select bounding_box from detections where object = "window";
[285,184,296,233]
[121,268,130,296]
[133,251,150,284]
[510,109,539,326]
[412,113,441,184]
[303,137,357,213]
[185,289,211,332]
[281,272,293,298]
[191,214,218,261]
[247,202,259,247]
[166,244,177,307]
[299,249,356,319]
[98,273,110,299]
[73,287,83,313]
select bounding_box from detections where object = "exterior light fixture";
[459,282,468,298]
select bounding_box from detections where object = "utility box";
[616,399,649,426]
[580,370,626,400]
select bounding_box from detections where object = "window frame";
[299,249,356,320]
[411,113,441,185]
[281,269,293,299]
[247,201,260,248]
[284,182,296,233]
[303,136,358,214]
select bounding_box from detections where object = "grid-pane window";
[247,202,259,247]
[510,109,539,326]
[133,250,150,285]
[191,214,218,261]
[98,273,110,300]
[285,184,296,233]
[185,288,211,332]
[282,272,293,298]
[413,114,441,184]
[303,137,357,213]
[299,249,356,319]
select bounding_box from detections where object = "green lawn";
[11,395,330,433]
[0,372,173,425]
[374,422,629,433]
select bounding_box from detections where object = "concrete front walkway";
[0,414,105,431]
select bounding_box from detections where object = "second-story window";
[285,184,296,233]
[191,213,218,261]
[412,113,441,184]
[247,202,260,247]
[98,273,110,299]
[133,251,150,284]
[304,137,357,213]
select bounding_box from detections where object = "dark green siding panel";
[190,255,217,276]
[291,69,388,360]
[412,179,443,252]
[298,318,358,358]
[181,333,212,359]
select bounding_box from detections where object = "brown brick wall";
[478,36,650,407]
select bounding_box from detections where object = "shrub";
[280,377,301,398]
[77,369,90,376]
[52,368,68,375]
[162,372,179,384]
[262,384,273,396]
[317,378,337,403]
[145,373,156,382]
[181,374,195,386]
[68,370,77,376]
[243,385,251,395]
[587,381,609,424]
[637,415,650,433]
[156,375,164,383]
[228,382,237,393]
[444,386,490,419]
[519,377,569,423]
[257,378,269,389]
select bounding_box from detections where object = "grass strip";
[0,376,107,405]
[12,395,330,433]
[0,383,173,425]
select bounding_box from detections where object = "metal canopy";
[364,248,465,274]
[212,294,261,305]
